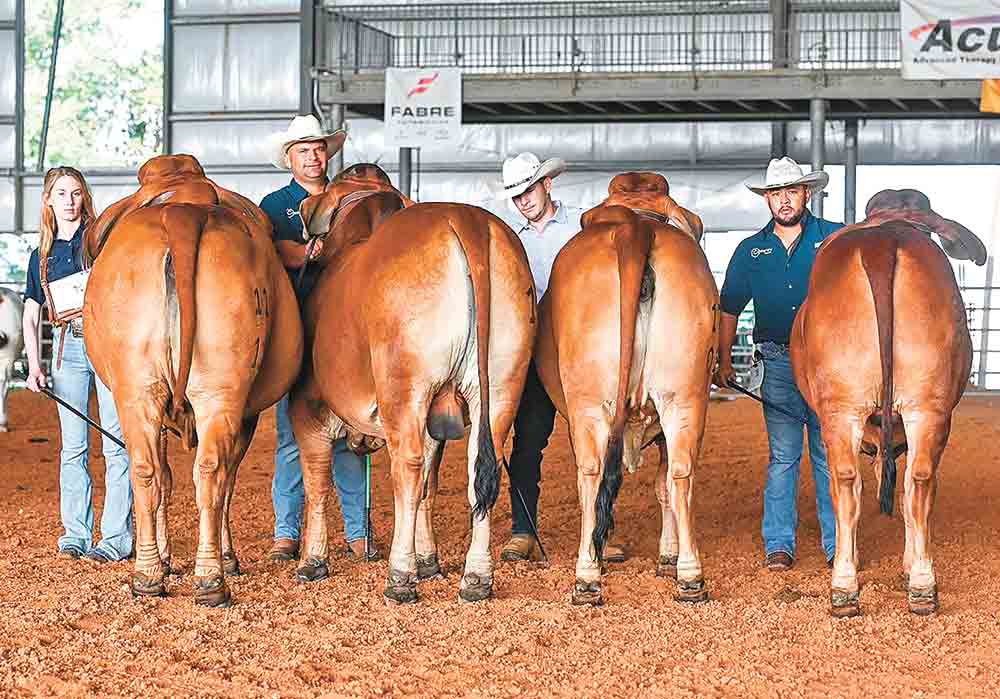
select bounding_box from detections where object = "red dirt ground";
[1,388,999,698]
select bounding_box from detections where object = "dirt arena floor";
[2,389,1000,698]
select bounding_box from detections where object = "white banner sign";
[901,1,1000,79]
[384,68,462,148]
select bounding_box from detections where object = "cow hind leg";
[823,418,864,618]
[900,411,949,616]
[120,391,170,599]
[190,413,243,608]
[293,399,336,583]
[654,436,680,579]
[570,415,611,606]
[155,429,176,577]
[655,397,708,604]
[220,416,259,577]
[384,412,429,605]
[415,439,445,581]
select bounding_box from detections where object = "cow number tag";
[746,348,765,395]
[47,269,91,322]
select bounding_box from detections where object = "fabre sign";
[385,68,462,148]
[902,1,1000,78]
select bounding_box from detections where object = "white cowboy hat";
[267,115,347,170]
[495,152,567,199]
[746,157,829,196]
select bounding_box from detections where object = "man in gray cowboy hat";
[715,156,843,573]
[259,114,378,563]
[494,152,626,563]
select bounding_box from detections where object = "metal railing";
[320,0,901,77]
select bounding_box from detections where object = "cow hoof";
[908,585,939,616]
[416,554,444,581]
[130,572,167,598]
[830,588,861,618]
[296,558,330,583]
[194,577,232,608]
[571,579,603,606]
[656,555,678,580]
[674,577,709,604]
[222,553,241,577]
[458,573,494,603]
[383,570,418,605]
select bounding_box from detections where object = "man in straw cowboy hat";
[259,114,378,563]
[715,156,843,573]
[494,152,626,563]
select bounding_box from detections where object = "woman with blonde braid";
[22,167,132,563]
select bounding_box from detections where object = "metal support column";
[844,119,858,224]
[37,0,65,172]
[810,97,826,219]
[163,0,173,154]
[328,103,344,174]
[14,0,25,234]
[300,0,315,116]
[399,147,412,197]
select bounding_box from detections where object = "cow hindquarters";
[900,410,949,615]
[651,391,708,603]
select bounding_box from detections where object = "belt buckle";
[69,318,84,338]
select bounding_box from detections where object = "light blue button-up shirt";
[516,200,584,301]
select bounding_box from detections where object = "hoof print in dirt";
[193,577,232,608]
[830,588,861,618]
[571,579,603,606]
[296,558,330,583]
[656,555,678,580]
[674,578,709,604]
[130,573,167,599]
[384,570,418,605]
[458,573,493,603]
[908,585,939,616]
[416,554,444,581]
[221,554,241,577]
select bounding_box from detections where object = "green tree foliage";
[25,0,162,169]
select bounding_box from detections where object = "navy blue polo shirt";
[720,211,843,344]
[24,222,86,306]
[260,178,326,297]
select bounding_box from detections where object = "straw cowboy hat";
[746,157,829,196]
[267,115,347,170]
[496,152,567,199]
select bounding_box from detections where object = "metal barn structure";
[2,0,1000,384]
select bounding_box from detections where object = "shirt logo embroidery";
[750,247,773,258]
[814,242,822,248]
[286,208,302,221]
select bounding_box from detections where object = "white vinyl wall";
[0,0,17,235]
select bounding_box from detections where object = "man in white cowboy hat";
[493,152,627,563]
[259,114,378,563]
[716,156,843,573]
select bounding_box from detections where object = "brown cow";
[291,164,536,604]
[535,173,718,605]
[790,188,986,617]
[83,154,303,607]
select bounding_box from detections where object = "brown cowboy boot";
[500,534,537,562]
[346,538,382,562]
[268,538,299,562]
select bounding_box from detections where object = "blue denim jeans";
[273,394,367,543]
[52,329,133,560]
[758,341,836,560]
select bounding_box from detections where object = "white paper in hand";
[47,269,90,321]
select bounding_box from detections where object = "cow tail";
[860,237,898,516]
[161,204,207,424]
[449,215,499,521]
[593,218,654,558]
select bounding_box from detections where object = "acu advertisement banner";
[901,1,1000,79]
[384,68,462,148]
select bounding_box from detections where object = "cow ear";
[907,211,988,265]
[299,190,340,240]
[661,196,704,242]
